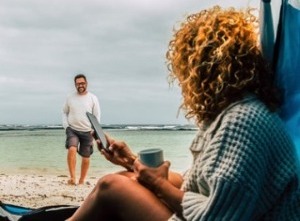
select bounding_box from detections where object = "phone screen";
[86,112,109,151]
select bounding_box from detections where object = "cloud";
[0,0,260,125]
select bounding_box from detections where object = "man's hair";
[166,6,281,125]
[74,74,87,83]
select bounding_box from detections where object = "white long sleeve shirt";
[62,92,101,132]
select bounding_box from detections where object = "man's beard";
[77,87,86,94]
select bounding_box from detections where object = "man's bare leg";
[79,157,90,185]
[67,146,77,185]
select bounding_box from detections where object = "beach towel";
[0,201,78,221]
[260,0,300,158]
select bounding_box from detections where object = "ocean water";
[0,125,197,177]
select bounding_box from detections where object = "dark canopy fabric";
[0,201,78,221]
[260,0,300,158]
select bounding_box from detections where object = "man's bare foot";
[67,179,76,185]
[78,180,91,185]
[78,179,84,185]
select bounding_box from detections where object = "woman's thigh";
[71,174,173,221]
[98,174,172,221]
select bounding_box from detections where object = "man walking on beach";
[62,74,100,185]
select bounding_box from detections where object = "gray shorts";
[65,127,94,158]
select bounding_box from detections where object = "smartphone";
[86,112,109,152]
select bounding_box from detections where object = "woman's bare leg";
[67,174,173,221]
[115,170,183,188]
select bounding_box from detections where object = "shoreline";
[0,173,101,208]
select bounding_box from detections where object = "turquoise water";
[0,129,196,177]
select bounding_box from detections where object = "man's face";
[75,77,87,94]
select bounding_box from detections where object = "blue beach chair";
[260,0,300,158]
[0,201,78,221]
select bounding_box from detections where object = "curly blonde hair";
[166,6,280,125]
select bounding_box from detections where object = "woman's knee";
[95,174,131,193]
[96,174,114,191]
[92,174,135,210]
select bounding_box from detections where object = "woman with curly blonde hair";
[167,5,281,125]
[67,6,300,221]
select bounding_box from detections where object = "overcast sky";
[0,0,260,125]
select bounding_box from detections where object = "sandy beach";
[0,129,194,211]
[0,173,99,209]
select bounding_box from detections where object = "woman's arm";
[99,136,137,171]
[134,160,185,217]
[98,135,184,188]
[99,134,185,216]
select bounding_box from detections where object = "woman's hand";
[133,159,170,194]
[134,159,184,215]
[97,135,137,171]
